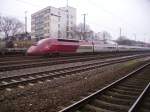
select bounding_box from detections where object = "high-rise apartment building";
[31,6,76,39]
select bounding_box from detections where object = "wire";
[0,11,25,20]
[86,0,137,36]
[15,0,40,7]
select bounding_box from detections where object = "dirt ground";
[0,57,149,112]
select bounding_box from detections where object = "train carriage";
[27,37,150,55]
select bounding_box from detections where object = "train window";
[58,39,79,42]
[106,47,115,49]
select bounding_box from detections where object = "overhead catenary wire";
[15,0,40,7]
[14,0,133,32]
[7,0,149,42]
[87,0,137,31]
[86,0,139,39]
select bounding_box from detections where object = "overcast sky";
[0,0,150,42]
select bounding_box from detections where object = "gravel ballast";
[0,57,150,112]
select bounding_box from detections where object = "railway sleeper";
[121,82,148,87]
[142,102,150,109]
[122,79,150,84]
[113,85,142,93]
[119,84,146,89]
[146,97,150,102]
[127,78,150,81]
[111,88,140,95]
[81,104,115,112]
[98,94,133,105]
[116,85,143,92]
[90,99,129,111]
[139,108,150,112]
[105,91,137,99]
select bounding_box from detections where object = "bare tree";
[0,16,24,39]
[101,31,112,41]
[76,23,91,33]
[72,23,93,40]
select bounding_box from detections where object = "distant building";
[0,33,5,39]
[95,31,112,41]
[7,33,31,41]
[31,6,76,39]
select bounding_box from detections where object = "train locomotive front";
[27,38,51,55]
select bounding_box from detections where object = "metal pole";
[134,33,136,41]
[66,0,68,7]
[92,35,94,53]
[66,0,69,38]
[119,27,122,37]
[25,11,27,33]
[82,14,86,40]
[103,32,106,43]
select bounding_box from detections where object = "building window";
[66,26,69,31]
[58,31,61,38]
[58,24,60,28]
[58,17,61,22]
[46,16,49,20]
[47,23,49,26]
[44,23,49,27]
[67,21,69,25]
[47,9,50,13]
[44,29,49,33]
[44,10,47,14]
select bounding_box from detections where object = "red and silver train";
[27,38,150,55]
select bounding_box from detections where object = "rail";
[0,54,144,90]
[128,82,150,112]
[59,63,150,112]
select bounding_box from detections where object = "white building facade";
[31,6,76,39]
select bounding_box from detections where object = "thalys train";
[27,38,150,55]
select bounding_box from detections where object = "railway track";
[128,82,150,112]
[0,53,146,72]
[0,53,120,65]
[59,62,150,112]
[134,83,150,112]
[0,55,43,62]
[0,52,145,62]
[0,54,112,71]
[0,52,113,61]
[0,54,147,90]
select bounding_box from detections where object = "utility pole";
[103,32,105,42]
[66,0,69,38]
[82,13,87,40]
[66,0,68,7]
[119,27,122,37]
[144,37,146,43]
[133,33,137,46]
[25,11,27,33]
[134,33,136,41]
